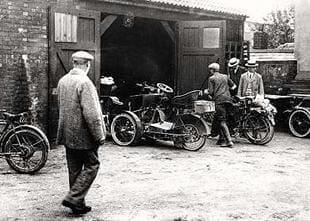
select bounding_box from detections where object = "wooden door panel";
[180,55,214,93]
[78,17,96,42]
[48,7,100,139]
[178,20,226,94]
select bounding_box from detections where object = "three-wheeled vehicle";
[101,81,209,151]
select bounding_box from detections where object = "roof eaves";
[90,0,248,19]
[144,0,248,17]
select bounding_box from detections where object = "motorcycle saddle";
[171,90,200,108]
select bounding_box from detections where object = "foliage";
[262,6,295,48]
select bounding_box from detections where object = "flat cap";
[72,51,94,61]
[208,63,220,71]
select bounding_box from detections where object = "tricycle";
[266,94,310,138]
[101,82,209,151]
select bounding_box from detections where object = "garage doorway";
[100,16,175,100]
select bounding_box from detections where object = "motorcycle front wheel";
[4,129,49,174]
[174,124,207,151]
[243,114,274,145]
[111,112,142,146]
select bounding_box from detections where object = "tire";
[243,114,275,145]
[4,129,49,174]
[174,124,207,151]
[288,109,310,138]
[111,113,142,146]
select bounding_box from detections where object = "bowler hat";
[228,58,240,67]
[72,51,94,61]
[245,59,258,67]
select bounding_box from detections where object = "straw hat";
[228,58,240,67]
[245,59,258,68]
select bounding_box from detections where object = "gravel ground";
[0,132,310,221]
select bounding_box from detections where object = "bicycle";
[0,110,49,173]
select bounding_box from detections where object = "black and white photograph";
[1,0,309,220]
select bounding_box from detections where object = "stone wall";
[250,49,297,95]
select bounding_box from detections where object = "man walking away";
[57,51,106,214]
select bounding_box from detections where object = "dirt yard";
[0,132,310,221]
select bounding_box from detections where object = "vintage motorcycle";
[101,81,209,151]
[0,110,49,173]
[202,96,276,145]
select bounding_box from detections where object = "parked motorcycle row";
[100,77,279,151]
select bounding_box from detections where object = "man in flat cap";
[57,51,106,214]
[204,63,236,147]
[228,57,246,96]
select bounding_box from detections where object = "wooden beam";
[160,21,175,43]
[55,48,69,73]
[100,15,117,36]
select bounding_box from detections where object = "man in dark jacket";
[204,63,236,147]
[228,57,246,96]
[57,51,106,214]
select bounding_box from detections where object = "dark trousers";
[211,103,233,141]
[64,147,100,206]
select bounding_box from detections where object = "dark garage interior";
[100,16,175,99]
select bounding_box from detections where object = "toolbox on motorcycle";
[194,100,215,113]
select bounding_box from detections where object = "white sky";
[220,0,295,22]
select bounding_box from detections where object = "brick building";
[0,0,55,131]
[0,0,246,138]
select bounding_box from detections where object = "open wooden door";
[177,20,226,94]
[48,7,101,139]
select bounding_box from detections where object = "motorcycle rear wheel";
[174,124,206,151]
[243,114,274,145]
[4,129,48,174]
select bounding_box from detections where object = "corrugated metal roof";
[145,0,247,17]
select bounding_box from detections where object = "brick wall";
[0,0,56,132]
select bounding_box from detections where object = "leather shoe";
[216,139,225,145]
[62,200,92,214]
[220,141,234,148]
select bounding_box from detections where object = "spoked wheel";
[202,112,215,127]
[174,124,206,151]
[111,113,142,146]
[243,114,274,145]
[4,129,48,174]
[288,109,310,138]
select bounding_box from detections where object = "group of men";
[205,58,265,148]
[56,51,265,215]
